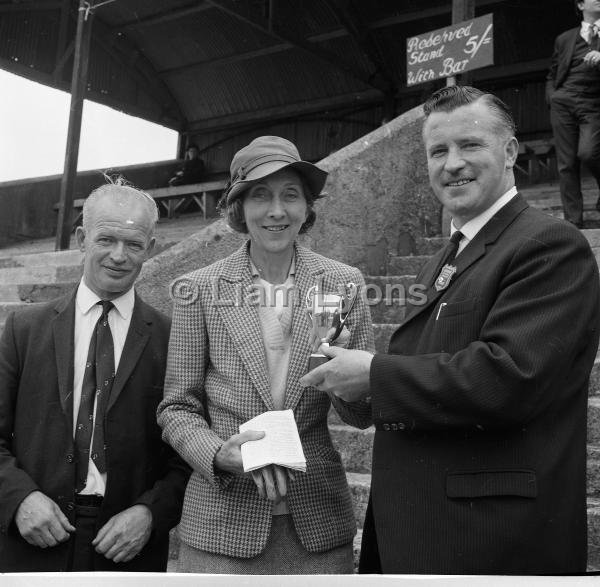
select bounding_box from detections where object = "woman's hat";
[225,136,328,204]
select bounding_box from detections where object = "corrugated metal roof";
[0,0,581,156]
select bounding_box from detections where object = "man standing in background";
[547,0,600,228]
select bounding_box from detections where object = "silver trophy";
[306,282,358,370]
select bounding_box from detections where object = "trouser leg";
[66,504,100,571]
[551,96,583,225]
[358,494,383,574]
[576,103,600,192]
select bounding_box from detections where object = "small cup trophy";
[305,282,358,371]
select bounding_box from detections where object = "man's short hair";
[423,85,517,137]
[82,175,159,234]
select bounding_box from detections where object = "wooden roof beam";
[322,0,396,94]
[0,1,61,13]
[187,89,384,132]
[90,16,187,127]
[204,0,384,93]
[159,0,505,79]
[186,56,551,134]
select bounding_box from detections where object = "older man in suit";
[0,181,190,572]
[301,85,600,574]
[546,0,600,228]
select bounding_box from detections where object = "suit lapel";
[53,292,76,423]
[402,195,529,329]
[285,246,324,411]
[108,294,151,412]
[215,244,273,410]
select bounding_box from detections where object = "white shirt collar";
[450,186,518,242]
[581,19,600,42]
[76,278,135,320]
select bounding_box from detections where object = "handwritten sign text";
[406,13,494,86]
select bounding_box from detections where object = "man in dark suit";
[0,181,190,571]
[301,86,600,574]
[168,143,206,186]
[546,0,600,228]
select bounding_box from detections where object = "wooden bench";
[146,179,227,219]
[54,179,228,229]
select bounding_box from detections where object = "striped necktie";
[74,300,115,492]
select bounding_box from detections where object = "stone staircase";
[0,206,599,572]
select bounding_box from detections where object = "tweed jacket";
[0,290,191,572]
[365,196,600,574]
[158,243,374,558]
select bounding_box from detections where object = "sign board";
[406,13,494,87]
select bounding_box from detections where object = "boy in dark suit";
[302,85,600,574]
[546,0,600,228]
[0,180,190,571]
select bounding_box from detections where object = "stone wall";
[136,104,441,314]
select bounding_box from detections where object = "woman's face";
[242,168,308,257]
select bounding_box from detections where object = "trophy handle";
[329,282,358,343]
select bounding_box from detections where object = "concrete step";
[387,255,430,276]
[330,424,374,475]
[364,275,415,324]
[520,176,597,202]
[0,301,40,324]
[589,445,600,498]
[589,397,600,444]
[590,358,600,397]
[0,282,75,303]
[373,323,398,354]
[0,264,83,285]
[589,497,600,570]
[415,236,446,256]
[0,249,84,269]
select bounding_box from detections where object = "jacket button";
[66,502,74,511]
[398,422,406,430]
[66,454,74,463]
[382,423,390,431]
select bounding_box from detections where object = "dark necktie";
[431,231,463,286]
[592,26,600,51]
[75,300,115,492]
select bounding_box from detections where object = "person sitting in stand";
[168,144,206,186]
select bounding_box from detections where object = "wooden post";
[447,0,475,87]
[55,0,93,251]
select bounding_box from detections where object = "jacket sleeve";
[0,312,39,532]
[329,268,375,429]
[370,224,600,432]
[157,277,233,490]
[546,34,560,104]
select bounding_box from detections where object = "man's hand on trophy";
[309,324,350,352]
[300,346,373,402]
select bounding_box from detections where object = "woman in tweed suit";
[158,136,374,574]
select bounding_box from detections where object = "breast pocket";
[435,298,480,353]
[446,469,537,499]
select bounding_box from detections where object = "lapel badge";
[434,264,457,292]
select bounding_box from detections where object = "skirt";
[177,514,354,574]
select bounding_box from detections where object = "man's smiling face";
[422,99,518,228]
